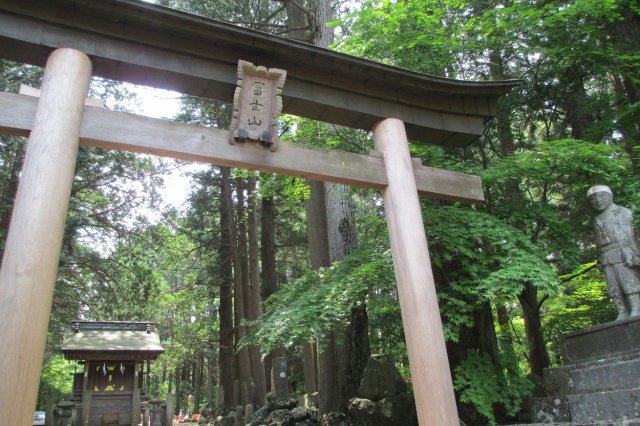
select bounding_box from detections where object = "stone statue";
[588,185,640,319]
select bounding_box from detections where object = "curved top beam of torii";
[0,0,519,146]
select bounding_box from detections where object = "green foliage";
[482,139,638,272]
[482,139,632,202]
[281,115,372,154]
[542,263,617,362]
[241,215,395,353]
[335,0,465,76]
[423,206,559,341]
[244,202,557,378]
[37,355,74,409]
[454,351,533,425]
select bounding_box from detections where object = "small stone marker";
[229,60,286,151]
[234,405,243,426]
[215,386,223,409]
[244,404,253,422]
[271,357,289,400]
[233,379,240,406]
[241,380,249,405]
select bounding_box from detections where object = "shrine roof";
[0,0,520,146]
[61,321,164,361]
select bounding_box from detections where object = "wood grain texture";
[0,92,484,204]
[373,118,460,425]
[0,48,92,426]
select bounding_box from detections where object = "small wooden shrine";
[61,321,164,426]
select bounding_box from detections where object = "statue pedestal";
[531,316,640,424]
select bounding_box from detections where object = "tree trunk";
[313,0,334,48]
[218,167,235,408]
[336,305,370,412]
[285,0,309,42]
[609,1,640,105]
[231,178,252,401]
[206,355,215,411]
[194,354,202,414]
[518,283,550,377]
[607,4,640,173]
[302,342,318,394]
[304,180,338,414]
[325,183,369,412]
[325,184,357,262]
[260,194,283,392]
[444,301,503,424]
[247,176,267,403]
[561,70,592,140]
[260,196,277,299]
[489,47,550,379]
[175,366,182,414]
[496,304,518,364]
[0,137,25,262]
[488,49,515,157]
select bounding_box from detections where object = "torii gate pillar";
[373,118,459,425]
[0,48,92,422]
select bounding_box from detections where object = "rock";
[320,412,350,426]
[215,414,236,426]
[348,393,417,426]
[290,406,311,422]
[298,392,319,409]
[269,397,298,411]
[265,409,294,426]
[357,354,406,402]
[252,406,270,425]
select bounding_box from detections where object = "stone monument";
[588,185,640,319]
[527,186,640,424]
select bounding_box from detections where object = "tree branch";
[560,263,598,283]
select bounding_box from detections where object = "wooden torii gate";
[0,1,518,425]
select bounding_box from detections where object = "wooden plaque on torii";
[230,60,286,151]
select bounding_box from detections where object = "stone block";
[561,316,640,364]
[530,396,571,423]
[572,357,640,394]
[568,388,640,424]
[544,355,640,396]
[543,366,574,396]
[270,357,289,401]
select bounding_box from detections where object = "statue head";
[587,185,613,212]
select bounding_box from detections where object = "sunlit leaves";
[454,351,533,425]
